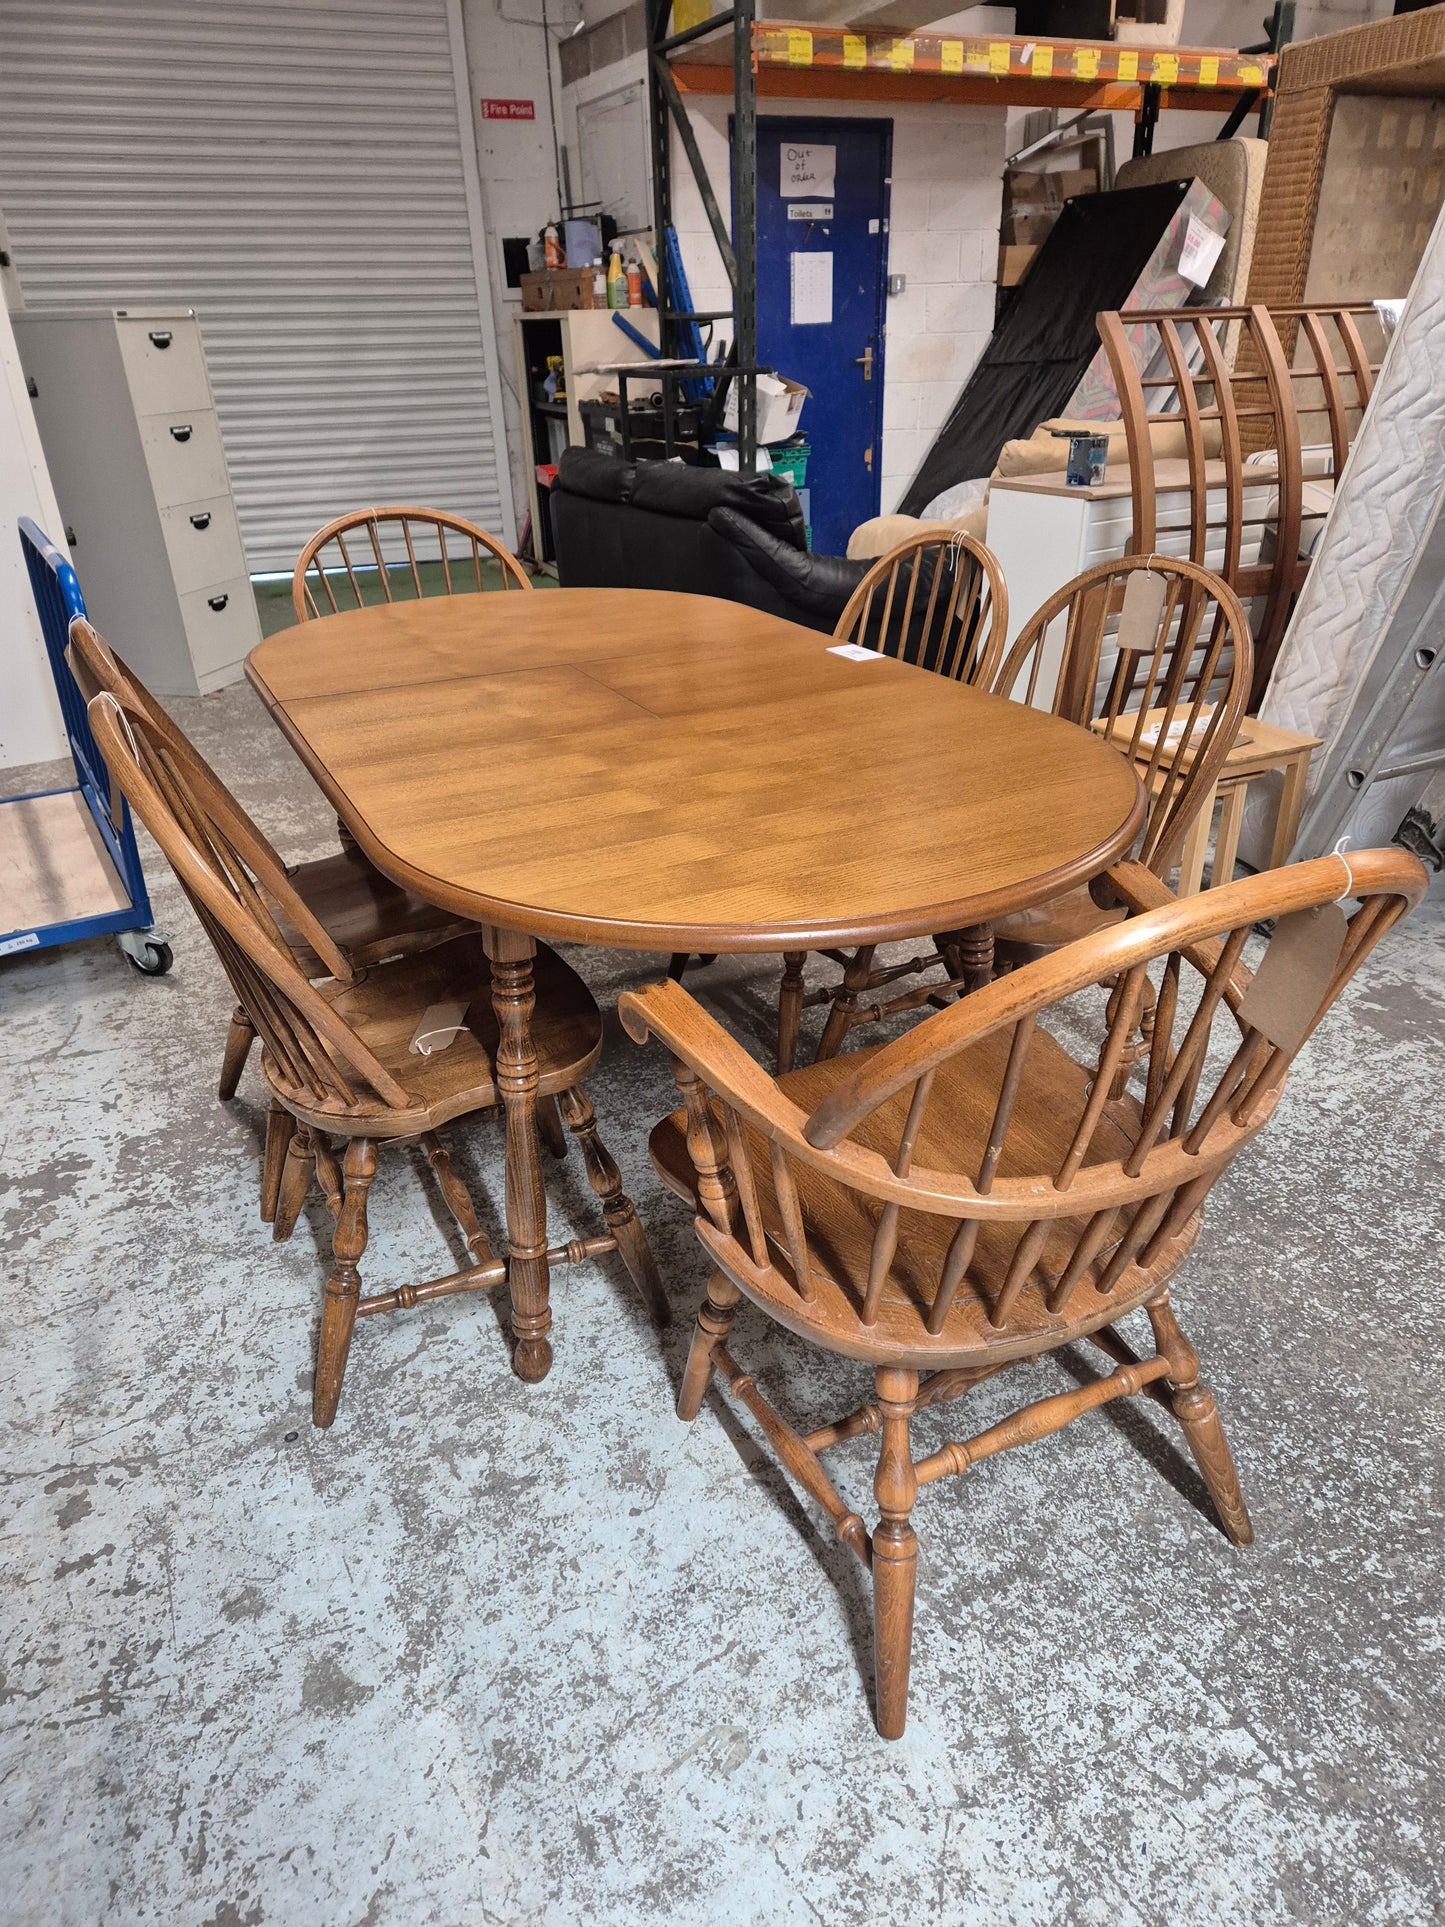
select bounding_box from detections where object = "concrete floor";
[2,670,1443,1927]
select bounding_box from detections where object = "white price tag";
[828,643,881,661]
[1179,212,1226,288]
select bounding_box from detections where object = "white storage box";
[724,371,807,445]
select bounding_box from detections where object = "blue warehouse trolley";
[2,519,171,974]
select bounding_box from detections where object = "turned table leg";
[960,923,993,996]
[484,925,553,1383]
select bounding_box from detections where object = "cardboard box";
[1003,207,1060,247]
[520,270,598,312]
[723,371,808,444]
[998,244,1041,288]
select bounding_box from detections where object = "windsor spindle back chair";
[776,531,1010,1072]
[622,846,1425,1737]
[67,618,472,1099]
[1096,301,1383,705]
[89,688,665,1426]
[834,529,1008,682]
[989,555,1251,971]
[292,505,531,621]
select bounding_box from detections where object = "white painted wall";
[0,294,68,770]
[461,0,581,522]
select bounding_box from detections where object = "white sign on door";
[781,142,836,198]
[791,251,833,326]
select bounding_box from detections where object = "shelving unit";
[646,11,1277,474]
[513,307,662,572]
[675,23,1273,113]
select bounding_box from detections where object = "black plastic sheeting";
[898,180,1193,518]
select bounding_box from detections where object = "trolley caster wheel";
[118,930,174,976]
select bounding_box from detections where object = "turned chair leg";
[313,1138,377,1429]
[261,1101,295,1224]
[536,1093,568,1159]
[1146,1292,1254,1547]
[1109,974,1158,1100]
[559,1086,669,1326]
[272,1124,316,1243]
[677,1269,741,1421]
[219,1006,256,1100]
[872,1366,920,1740]
[815,945,877,1063]
[777,951,807,1074]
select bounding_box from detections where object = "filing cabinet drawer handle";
[169,423,192,442]
[207,593,229,612]
[189,511,212,530]
[148,330,173,349]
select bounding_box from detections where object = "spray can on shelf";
[543,222,562,269]
[606,249,627,310]
[626,257,643,307]
[591,258,607,307]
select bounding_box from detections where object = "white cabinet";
[986,460,1278,702]
[12,308,259,696]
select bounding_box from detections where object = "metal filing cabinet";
[13,307,259,695]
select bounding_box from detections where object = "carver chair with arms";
[776,530,1010,1072]
[292,504,531,620]
[622,847,1425,1738]
[89,686,666,1424]
[67,618,475,1106]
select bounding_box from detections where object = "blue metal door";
[743,116,891,557]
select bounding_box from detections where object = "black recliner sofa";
[549,448,866,632]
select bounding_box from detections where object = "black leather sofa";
[549,448,866,632]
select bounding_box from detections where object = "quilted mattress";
[1240,201,1445,864]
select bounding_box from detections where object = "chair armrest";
[618,979,807,1139]
[706,508,866,624]
[1104,861,1253,1005]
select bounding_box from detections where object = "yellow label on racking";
[890,37,914,70]
[842,33,866,68]
[786,28,812,65]
[1239,61,1264,86]
[1152,52,1179,85]
[1117,48,1138,82]
[988,41,1010,74]
[1074,45,1100,80]
[1198,54,1219,86]
[940,39,963,75]
[1031,44,1053,77]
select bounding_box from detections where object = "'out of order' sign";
[780,143,835,198]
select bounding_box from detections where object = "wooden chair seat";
[270,847,473,977]
[649,1024,1180,1369]
[991,880,1126,958]
[272,933,603,1136]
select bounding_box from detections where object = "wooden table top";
[246,590,1145,953]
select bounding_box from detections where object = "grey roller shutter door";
[0,0,509,574]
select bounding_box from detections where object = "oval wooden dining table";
[247,587,1145,1383]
